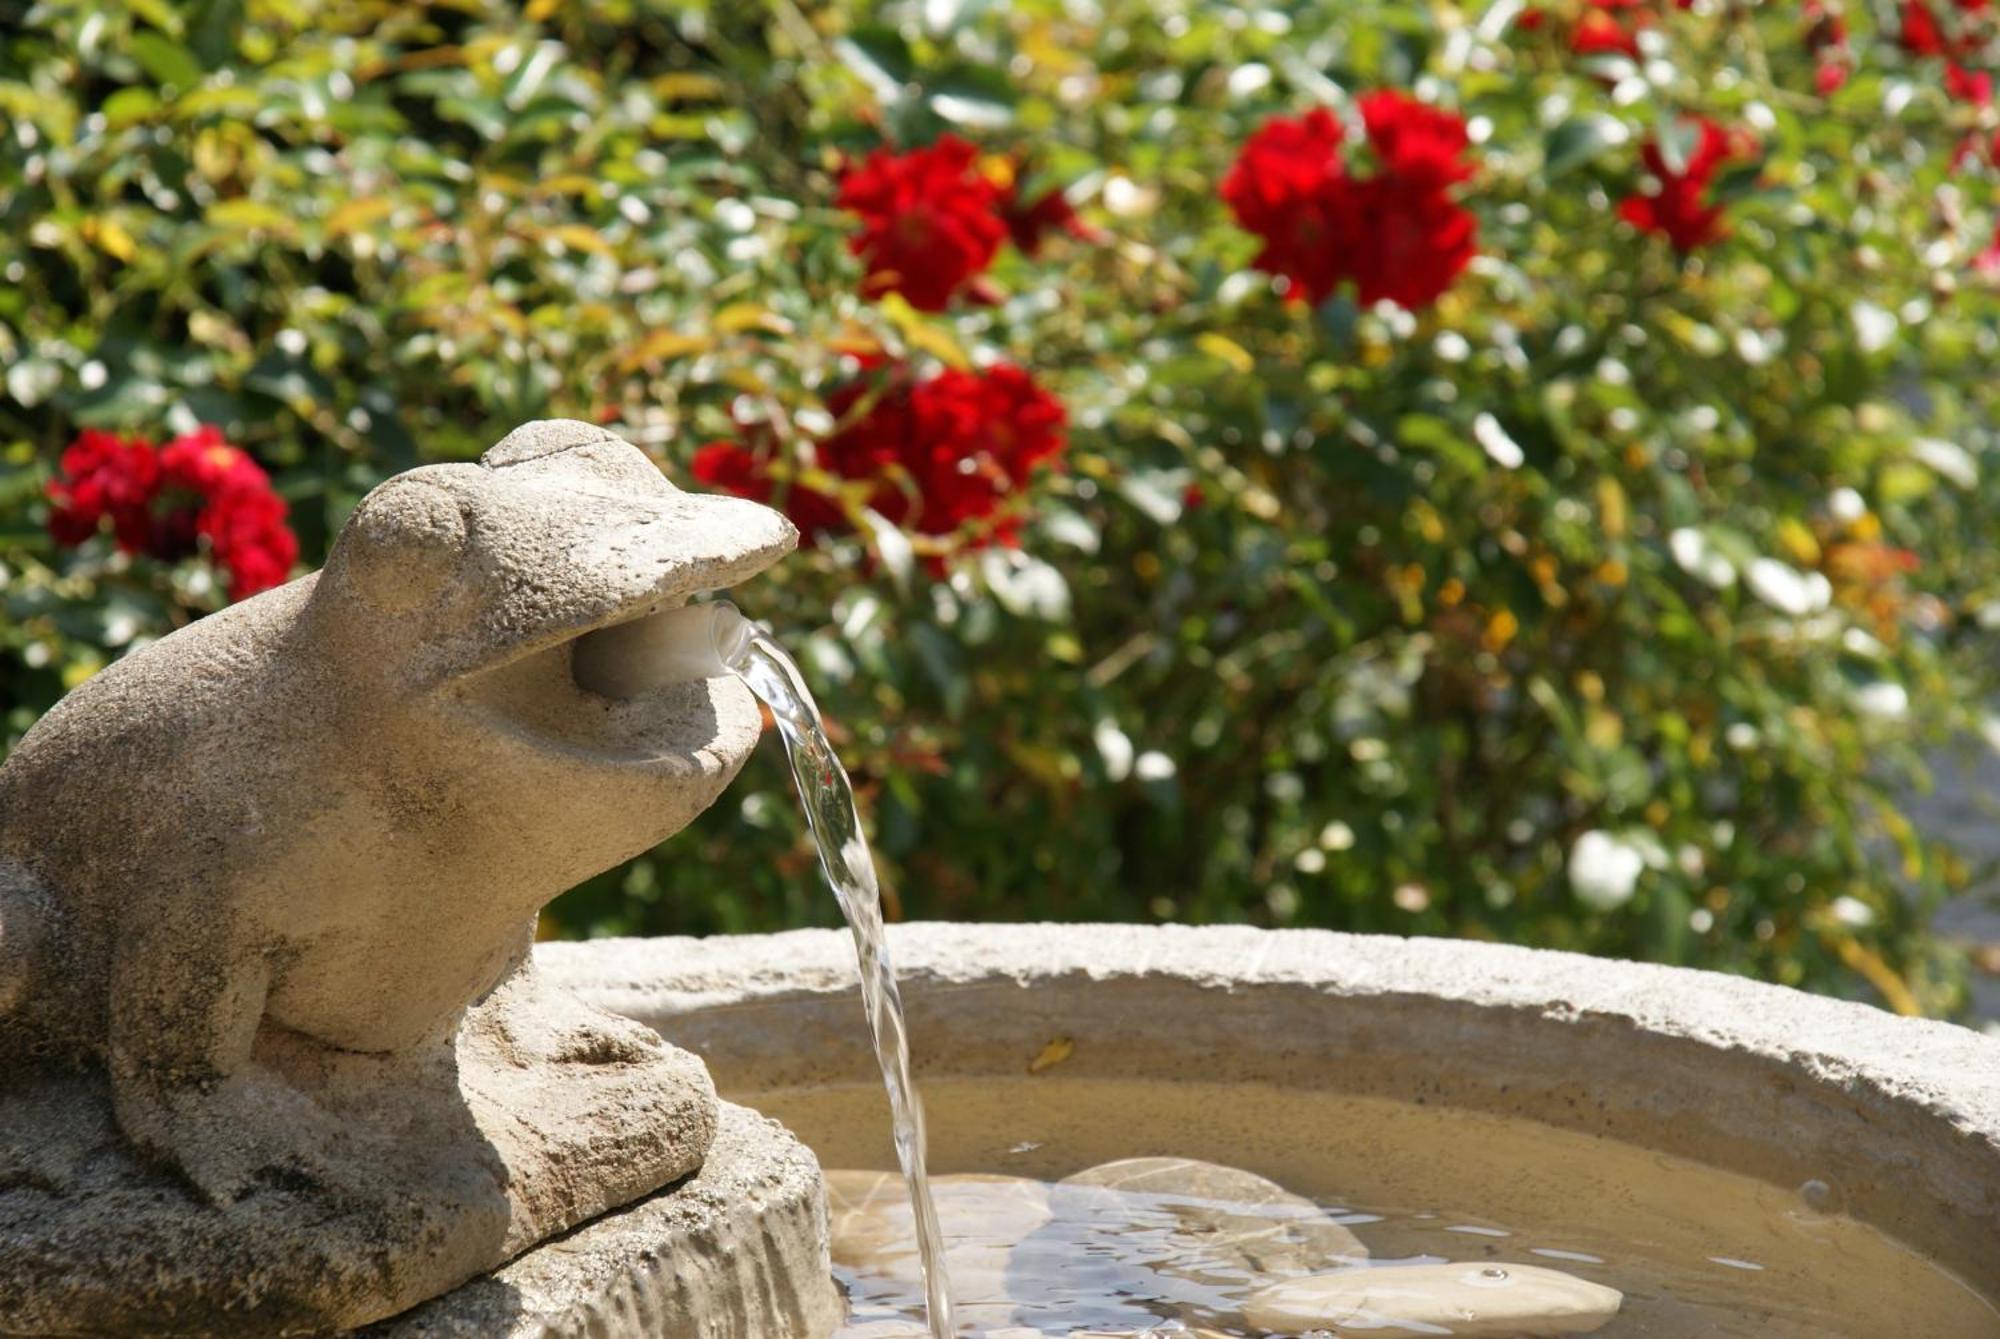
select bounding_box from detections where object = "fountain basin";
[541,921,2000,1328]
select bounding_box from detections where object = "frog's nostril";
[572,601,750,699]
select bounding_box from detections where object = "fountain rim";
[540,921,2000,1300]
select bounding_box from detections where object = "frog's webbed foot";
[106,927,379,1207]
[114,1070,370,1208]
[479,959,666,1069]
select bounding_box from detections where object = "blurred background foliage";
[3,0,2000,1015]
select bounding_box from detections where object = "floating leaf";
[1027,1036,1075,1074]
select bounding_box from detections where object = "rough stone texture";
[541,922,2000,1305]
[0,421,797,1334]
[364,1103,842,1339]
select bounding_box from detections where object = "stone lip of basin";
[539,921,2000,1306]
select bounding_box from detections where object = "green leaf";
[102,87,160,128]
[184,0,244,68]
[835,26,914,104]
[129,32,203,92]
[1544,114,1629,178]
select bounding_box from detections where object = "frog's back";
[0,577,323,1045]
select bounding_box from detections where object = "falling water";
[723,625,957,1339]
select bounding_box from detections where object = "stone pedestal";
[364,1103,842,1339]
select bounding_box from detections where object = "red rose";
[693,361,1066,561]
[46,430,159,550]
[1221,108,1346,245]
[905,363,1067,539]
[1571,7,1642,56]
[198,484,299,600]
[47,424,297,600]
[1947,62,1994,104]
[157,427,297,599]
[1358,91,1474,190]
[1902,0,1949,55]
[1343,176,1481,309]
[1618,118,1748,252]
[1222,98,1478,310]
[837,136,1008,311]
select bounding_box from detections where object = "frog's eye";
[332,476,468,612]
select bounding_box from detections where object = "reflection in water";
[746,1077,1999,1338]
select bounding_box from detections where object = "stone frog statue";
[0,421,797,1330]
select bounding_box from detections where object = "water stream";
[723,626,957,1339]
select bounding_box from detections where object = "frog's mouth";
[448,589,771,778]
[415,422,796,776]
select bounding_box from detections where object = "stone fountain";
[7,420,2000,1337]
[0,421,840,1337]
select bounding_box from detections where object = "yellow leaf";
[652,72,726,102]
[1196,331,1256,374]
[902,321,969,369]
[524,0,561,18]
[617,330,713,374]
[82,216,137,263]
[1482,607,1519,653]
[1027,1036,1074,1074]
[1408,499,1445,545]
[1777,516,1821,566]
[714,303,794,336]
[325,197,393,238]
[1825,932,1921,1017]
[546,224,614,257]
[535,174,602,199]
[205,199,297,236]
[876,293,967,368]
[1595,476,1628,540]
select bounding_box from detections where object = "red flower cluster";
[1618,118,1751,253]
[1571,0,1649,58]
[1220,94,1479,310]
[47,426,298,600]
[693,360,1067,558]
[836,137,1091,310]
[1945,61,2000,168]
[1804,0,1854,93]
[1903,0,1994,56]
[1517,0,1694,60]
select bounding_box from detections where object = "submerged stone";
[1056,1156,1370,1271]
[827,1170,1053,1331]
[1240,1261,1623,1337]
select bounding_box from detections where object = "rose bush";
[3,0,1999,1013]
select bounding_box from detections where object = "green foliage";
[3,0,1998,1013]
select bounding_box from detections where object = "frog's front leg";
[106,920,355,1206]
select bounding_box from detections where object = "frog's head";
[312,420,795,796]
